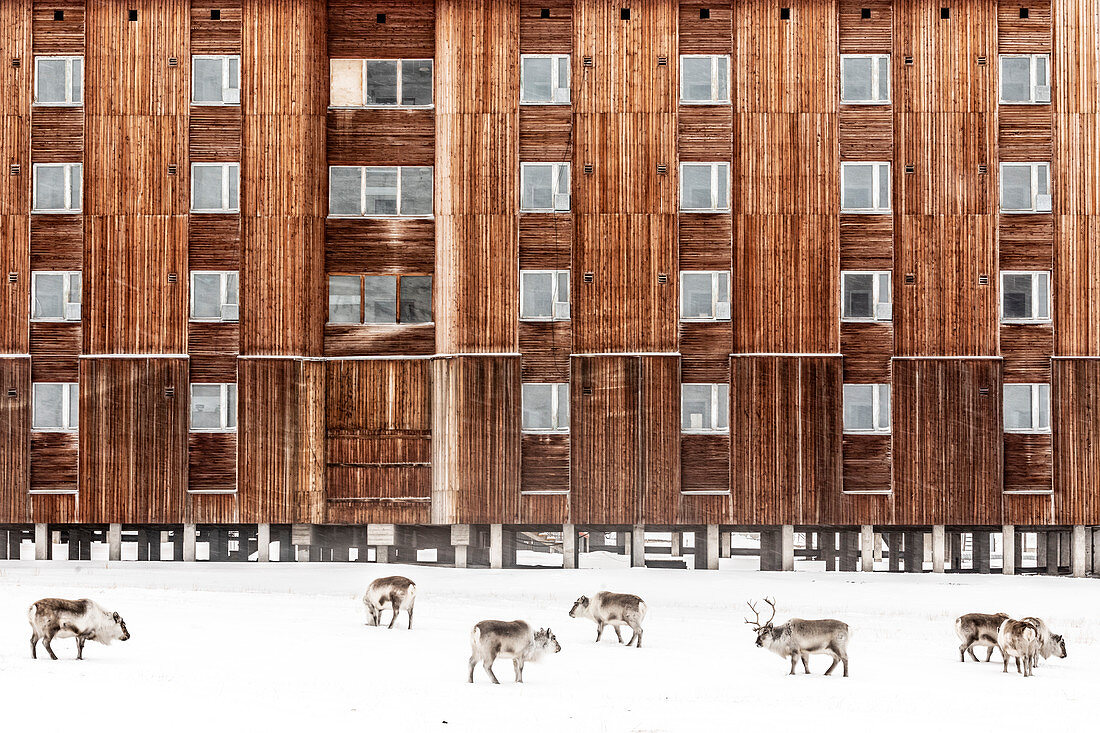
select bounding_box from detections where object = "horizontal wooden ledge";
[680,490,731,496]
[572,352,680,357]
[841,490,892,496]
[325,462,431,468]
[325,497,431,504]
[27,490,78,496]
[521,491,570,496]
[186,490,237,496]
[892,356,1003,361]
[80,353,189,359]
[731,353,843,357]
[1003,490,1055,496]
[0,354,31,359]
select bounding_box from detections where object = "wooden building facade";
[2,0,1100,568]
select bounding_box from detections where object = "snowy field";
[0,556,1096,732]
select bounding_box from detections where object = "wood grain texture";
[1050,358,1100,524]
[0,357,31,521]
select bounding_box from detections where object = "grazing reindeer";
[955,612,1010,662]
[467,621,560,684]
[568,592,647,648]
[363,576,416,630]
[746,598,850,677]
[999,619,1041,677]
[29,598,130,661]
[1021,616,1067,666]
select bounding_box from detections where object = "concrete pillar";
[257,523,270,562]
[720,530,731,559]
[34,523,48,560]
[451,525,471,568]
[905,531,924,573]
[874,532,883,562]
[860,525,874,572]
[631,524,645,568]
[562,524,577,569]
[1093,528,1100,574]
[1072,526,1087,578]
[932,525,945,573]
[489,524,504,569]
[1002,525,1015,576]
[704,524,719,570]
[839,531,858,572]
[670,532,681,557]
[781,525,794,571]
[183,523,197,561]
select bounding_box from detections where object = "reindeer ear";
[547,627,553,635]
[113,612,120,622]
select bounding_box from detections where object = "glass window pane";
[1037,384,1050,430]
[36,58,68,103]
[681,273,715,319]
[34,383,65,429]
[1004,384,1033,430]
[715,163,730,209]
[715,384,729,430]
[331,60,364,106]
[681,165,715,210]
[556,56,570,101]
[192,273,223,319]
[227,57,239,90]
[716,57,729,101]
[328,275,361,323]
[226,385,237,429]
[329,167,363,216]
[556,383,570,429]
[399,167,432,215]
[681,384,713,431]
[193,57,225,103]
[877,164,890,209]
[843,384,874,431]
[522,383,554,430]
[522,57,552,102]
[1002,274,1034,319]
[70,165,81,209]
[682,56,713,102]
[366,60,398,105]
[225,272,239,305]
[35,166,67,210]
[521,271,554,319]
[33,273,65,319]
[363,167,398,215]
[68,383,79,428]
[842,164,874,210]
[1001,165,1033,210]
[191,384,224,430]
[226,165,239,209]
[555,164,570,203]
[522,165,554,210]
[401,60,433,105]
[876,56,889,101]
[556,271,570,304]
[1035,273,1050,319]
[841,57,873,102]
[843,273,875,318]
[1001,57,1032,102]
[192,165,225,210]
[71,58,83,104]
[877,385,890,430]
[1035,56,1048,85]
[399,275,432,323]
[363,276,397,323]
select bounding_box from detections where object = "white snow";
[0,559,1096,732]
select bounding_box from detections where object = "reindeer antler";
[745,600,761,627]
[762,596,777,626]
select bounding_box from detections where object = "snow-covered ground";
[0,557,1095,732]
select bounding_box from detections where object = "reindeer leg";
[824,654,841,676]
[1002,653,1009,673]
[387,601,398,630]
[635,629,643,648]
[76,636,86,660]
[30,633,38,660]
[789,654,798,675]
[407,605,413,630]
[842,654,849,678]
[985,645,995,663]
[1015,657,1022,675]
[802,653,812,674]
[613,624,624,644]
[964,642,980,662]
[514,658,524,683]
[484,656,501,685]
[42,633,59,661]
[595,621,604,642]
[467,655,478,683]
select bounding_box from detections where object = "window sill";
[329,104,435,111]
[1002,489,1054,495]
[843,430,891,436]
[191,209,241,215]
[186,490,239,495]
[191,101,241,107]
[520,209,571,214]
[681,317,732,323]
[519,317,571,323]
[1000,209,1052,215]
[520,101,571,107]
[682,429,730,435]
[32,102,83,108]
[839,100,891,106]
[327,214,434,220]
[31,209,82,215]
[32,428,78,434]
[1001,318,1052,325]
[679,209,731,214]
[189,318,239,324]
[1004,429,1051,435]
[520,490,570,496]
[522,430,570,435]
[190,429,238,434]
[680,490,731,496]
[840,209,891,215]
[28,490,79,496]
[841,489,892,495]
[679,100,732,106]
[31,317,81,323]
[841,317,892,324]
[326,321,435,327]
[999,101,1050,106]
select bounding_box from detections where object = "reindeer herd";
[24,577,1069,683]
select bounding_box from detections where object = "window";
[841,162,890,213]
[32,163,82,213]
[680,271,730,321]
[190,383,237,432]
[522,383,570,433]
[843,384,890,433]
[1001,271,1051,322]
[680,162,730,211]
[1000,54,1050,104]
[681,384,729,433]
[329,59,433,107]
[520,163,570,212]
[328,166,433,217]
[32,382,78,432]
[34,56,83,106]
[841,271,891,321]
[190,271,239,322]
[520,270,570,321]
[680,55,730,104]
[520,54,570,105]
[1004,383,1050,433]
[31,271,81,321]
[191,55,240,105]
[191,163,240,212]
[328,274,432,324]
[1000,162,1051,213]
[840,54,890,104]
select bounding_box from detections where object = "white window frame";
[327,166,434,219]
[32,163,82,213]
[1000,271,1051,323]
[189,271,239,322]
[840,161,891,213]
[999,162,1052,213]
[32,382,79,432]
[191,54,241,106]
[328,58,435,108]
[520,162,570,212]
[31,271,81,322]
[189,383,238,433]
[841,271,892,322]
[1003,383,1051,434]
[522,382,570,434]
[679,54,731,105]
[679,162,731,212]
[843,383,891,434]
[520,270,570,322]
[520,54,571,105]
[679,271,731,322]
[190,163,240,213]
[681,383,729,434]
[839,54,890,105]
[33,55,83,106]
[999,54,1050,105]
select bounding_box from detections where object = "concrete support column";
[631,524,645,568]
[1045,531,1059,575]
[781,525,794,571]
[257,523,270,562]
[183,523,197,561]
[451,525,470,568]
[1072,526,1088,578]
[106,523,121,561]
[489,524,504,569]
[670,532,681,557]
[703,524,719,570]
[932,525,945,573]
[34,523,48,560]
[562,524,577,569]
[720,530,731,559]
[1093,528,1100,574]
[860,526,874,572]
[1002,525,1015,576]
[839,531,858,572]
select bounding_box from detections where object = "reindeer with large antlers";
[745,597,851,677]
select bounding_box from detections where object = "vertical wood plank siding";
[0,358,31,520]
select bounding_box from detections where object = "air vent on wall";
[656,164,667,175]
[978,164,988,174]
[780,8,791,20]
[979,387,990,397]
[168,57,178,67]
[904,273,916,284]
[941,7,950,19]
[582,387,593,396]
[657,56,668,66]
[167,164,177,175]
[905,165,915,174]
[165,387,175,398]
[7,389,16,398]
[9,164,19,176]
[978,274,990,285]
[583,56,593,67]
[700,8,710,19]
[8,272,17,283]
[1020,7,1029,18]
[167,273,178,283]
[904,55,914,65]
[583,164,593,175]
[583,272,594,283]
[977,56,987,65]
[128,9,138,21]
[376,13,386,23]
[11,58,20,68]
[657,273,668,284]
[621,8,630,20]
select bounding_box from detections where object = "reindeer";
[29,598,130,661]
[1021,616,1067,666]
[568,592,647,648]
[745,598,850,677]
[363,576,416,630]
[999,618,1041,677]
[467,620,561,684]
[955,612,1010,662]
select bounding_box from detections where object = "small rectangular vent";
[168,57,178,67]
[11,58,20,68]
[541,8,550,19]
[656,164,667,175]
[780,8,791,20]
[657,273,668,284]
[700,8,710,19]
[583,164,593,175]
[167,273,178,283]
[977,56,987,66]
[128,9,138,21]
[211,9,221,20]
[904,55,914,65]
[979,387,990,397]
[978,164,988,174]
[54,10,64,20]
[8,272,17,283]
[583,56,593,67]
[657,56,667,66]
[941,8,950,19]
[978,274,990,285]
[167,164,177,175]
[582,387,593,396]
[376,13,386,23]
[905,165,915,174]
[583,272,594,283]
[9,164,19,176]
[904,273,916,284]
[165,387,175,398]
[1020,7,1029,18]
[621,8,630,20]
[7,389,16,398]
[861,8,871,19]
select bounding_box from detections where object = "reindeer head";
[534,628,562,655]
[745,597,778,647]
[1052,633,1067,658]
[110,612,130,642]
[568,596,590,618]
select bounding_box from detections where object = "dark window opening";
[210,9,221,20]
[541,8,550,19]
[128,9,138,21]
[54,10,64,20]
[940,8,950,19]
[780,8,791,20]
[621,8,630,20]
[700,8,710,19]
[1020,7,1029,18]
[377,13,386,23]
[861,8,871,19]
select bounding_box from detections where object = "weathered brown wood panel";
[188,322,238,382]
[191,0,242,54]
[520,214,572,269]
[31,107,83,162]
[519,107,573,161]
[1051,358,1100,524]
[31,431,78,495]
[639,354,680,522]
[324,324,436,358]
[521,433,570,499]
[841,322,892,382]
[680,434,730,493]
[679,213,731,270]
[327,110,435,166]
[325,219,434,273]
[678,1,732,54]
[327,0,435,58]
[680,321,731,383]
[999,214,1052,270]
[841,434,892,493]
[33,0,85,54]
[0,357,31,521]
[520,320,570,382]
[1004,432,1053,494]
[678,107,732,161]
[29,215,82,269]
[1001,324,1052,381]
[520,0,572,52]
[30,322,80,382]
[188,432,238,494]
[838,0,892,54]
